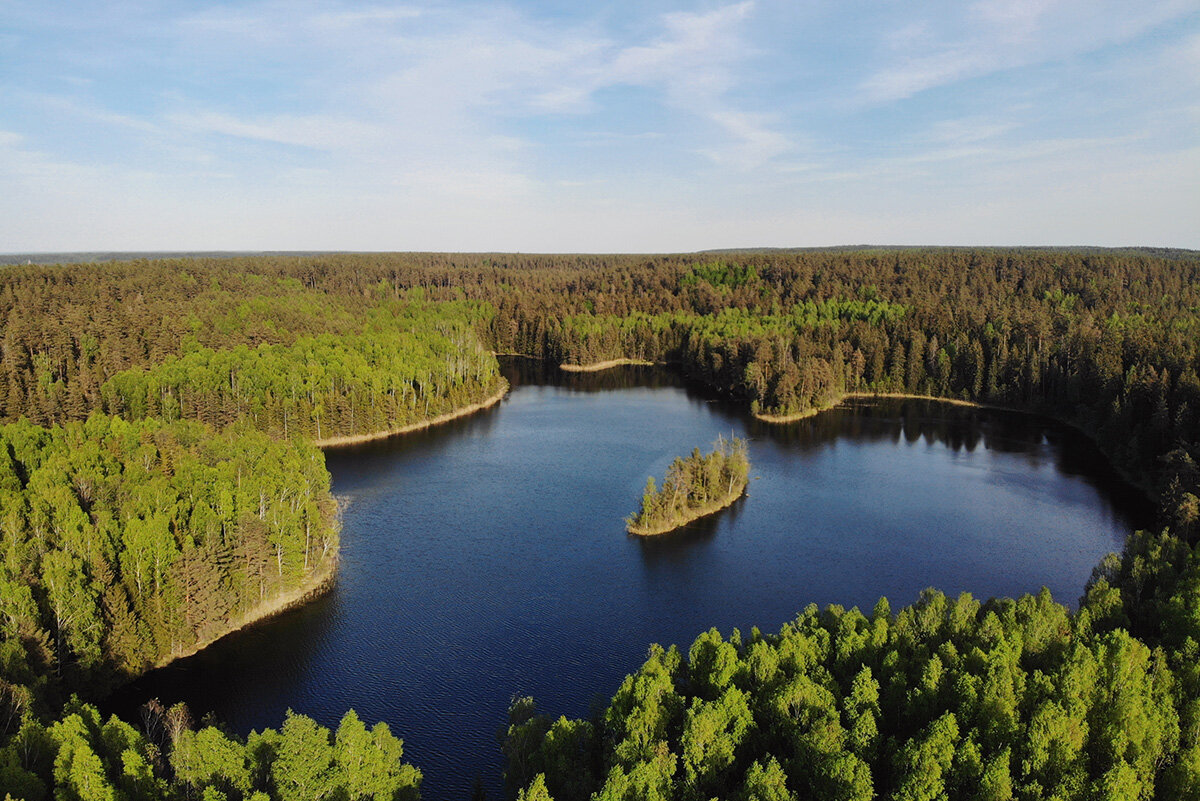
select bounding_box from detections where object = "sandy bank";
[559,358,655,372]
[754,407,825,424]
[312,381,509,448]
[627,479,748,537]
[753,391,1001,423]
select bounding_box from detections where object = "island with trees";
[627,436,750,536]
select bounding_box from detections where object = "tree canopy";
[627,436,750,536]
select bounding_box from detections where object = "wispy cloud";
[598,2,789,168]
[0,0,1195,251]
[861,0,1195,102]
[702,111,791,168]
[167,111,383,151]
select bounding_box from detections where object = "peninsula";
[559,357,655,372]
[627,435,750,536]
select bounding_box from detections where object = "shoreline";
[494,352,668,374]
[561,357,657,371]
[312,381,509,447]
[753,391,1006,424]
[152,554,338,670]
[130,383,512,680]
[559,358,655,372]
[627,479,748,536]
[754,390,1155,501]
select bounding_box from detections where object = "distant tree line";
[479,257,1200,514]
[9,249,1198,509]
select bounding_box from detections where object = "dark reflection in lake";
[108,361,1150,800]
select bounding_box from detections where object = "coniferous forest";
[626,436,749,536]
[3,248,1200,799]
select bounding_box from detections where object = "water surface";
[112,362,1149,799]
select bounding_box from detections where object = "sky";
[1,0,1198,253]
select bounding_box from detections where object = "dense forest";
[2,247,1200,798]
[0,416,337,696]
[626,436,749,536]
[500,573,1200,801]
[99,301,504,443]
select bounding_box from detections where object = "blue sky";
[1,0,1198,252]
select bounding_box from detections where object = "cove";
[108,360,1151,799]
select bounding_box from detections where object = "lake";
[110,360,1150,799]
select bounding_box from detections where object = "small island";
[627,435,751,536]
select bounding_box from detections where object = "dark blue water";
[111,362,1150,799]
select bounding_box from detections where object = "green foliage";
[6,249,1200,799]
[101,301,503,442]
[0,699,418,801]
[0,415,338,695]
[517,773,554,801]
[505,581,1200,801]
[627,436,750,535]
[680,261,761,290]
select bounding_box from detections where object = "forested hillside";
[2,248,1200,799]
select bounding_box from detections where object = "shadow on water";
[322,392,504,460]
[634,493,749,565]
[749,397,1153,524]
[501,355,721,398]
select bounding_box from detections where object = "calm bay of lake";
[111,361,1150,799]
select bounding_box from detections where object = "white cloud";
[160,0,788,184]
[2,0,1196,251]
[31,94,162,135]
[862,0,1195,102]
[606,2,753,93]
[970,0,1055,39]
[168,111,383,150]
[701,111,791,168]
[594,2,789,168]
[309,7,422,29]
[925,118,1020,145]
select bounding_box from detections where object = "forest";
[99,300,504,443]
[500,576,1198,801]
[1,247,1200,798]
[626,436,750,536]
[0,415,338,695]
[1,698,421,801]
